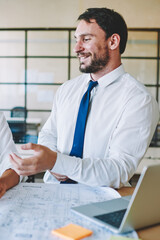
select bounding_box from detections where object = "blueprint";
[0,183,138,240]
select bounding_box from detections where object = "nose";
[74,40,84,53]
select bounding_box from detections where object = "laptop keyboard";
[94,208,126,228]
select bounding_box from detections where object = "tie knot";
[87,80,98,93]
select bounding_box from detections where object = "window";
[0,28,159,145]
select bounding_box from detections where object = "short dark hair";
[78,8,128,54]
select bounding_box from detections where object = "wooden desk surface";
[117,187,160,240]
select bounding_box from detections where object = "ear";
[108,34,120,51]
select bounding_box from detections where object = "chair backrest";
[10,107,27,143]
[8,121,26,135]
[11,107,27,118]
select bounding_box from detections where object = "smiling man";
[10,8,159,188]
[75,20,111,75]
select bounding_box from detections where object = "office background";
[0,0,160,144]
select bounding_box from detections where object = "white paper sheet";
[0,183,138,240]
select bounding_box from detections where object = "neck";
[91,57,121,81]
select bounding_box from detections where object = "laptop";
[71,164,160,233]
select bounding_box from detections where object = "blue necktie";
[70,80,98,158]
[61,80,98,184]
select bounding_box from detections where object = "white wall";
[0,0,160,28]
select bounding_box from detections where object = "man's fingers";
[10,154,39,175]
[50,172,68,182]
[10,153,21,161]
[50,172,67,178]
[21,143,41,152]
[9,153,22,168]
[10,144,56,176]
[10,153,36,166]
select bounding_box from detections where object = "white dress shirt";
[0,112,18,176]
[39,65,159,188]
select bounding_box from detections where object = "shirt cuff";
[51,152,80,177]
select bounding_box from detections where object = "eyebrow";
[74,33,94,39]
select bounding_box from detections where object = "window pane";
[0,58,25,83]
[71,58,80,79]
[146,87,157,99]
[158,88,160,110]
[124,31,157,57]
[0,85,25,108]
[27,85,59,110]
[28,31,68,56]
[27,58,68,83]
[122,59,157,85]
[0,31,25,56]
[159,60,160,84]
[71,30,76,57]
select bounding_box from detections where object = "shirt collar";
[84,64,125,88]
[97,64,125,88]
[84,64,125,87]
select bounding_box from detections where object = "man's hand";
[0,169,19,198]
[50,172,69,182]
[0,182,7,198]
[10,143,57,176]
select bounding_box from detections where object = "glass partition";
[0,28,159,146]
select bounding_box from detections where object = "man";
[0,112,20,198]
[10,8,159,188]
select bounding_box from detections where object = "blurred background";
[0,0,160,182]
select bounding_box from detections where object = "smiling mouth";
[77,53,91,62]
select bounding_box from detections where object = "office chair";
[10,106,37,182]
[10,106,28,143]
[11,106,27,118]
[10,106,38,143]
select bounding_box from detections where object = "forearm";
[0,169,20,191]
[51,152,139,188]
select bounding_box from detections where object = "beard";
[79,49,110,74]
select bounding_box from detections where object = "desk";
[13,145,160,239]
[1,184,159,239]
[118,187,160,240]
[0,183,137,240]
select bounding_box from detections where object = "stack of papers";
[0,183,138,240]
